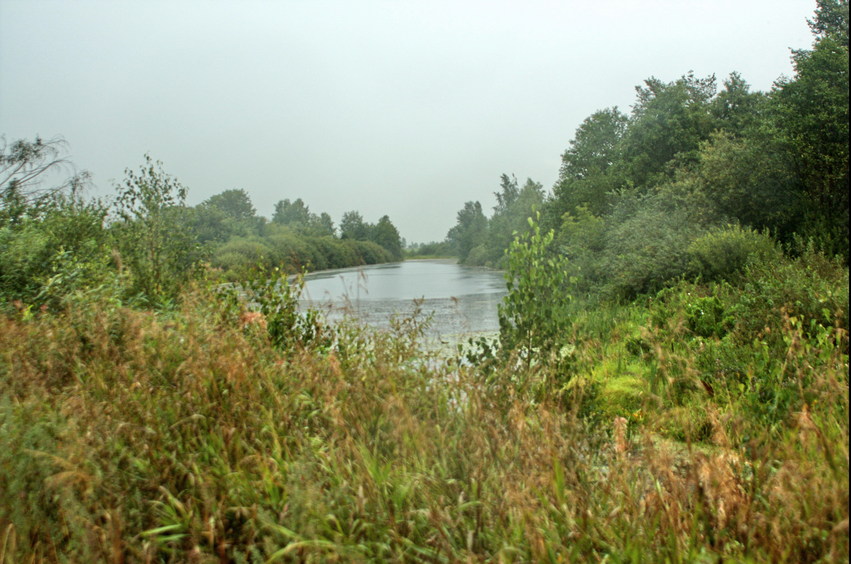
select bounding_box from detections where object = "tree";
[808,0,849,46]
[314,212,336,237]
[446,201,487,263]
[272,198,312,227]
[339,210,370,240]
[772,17,849,258]
[616,73,718,189]
[485,178,545,266]
[113,154,199,302]
[372,215,403,260]
[498,213,573,367]
[494,174,519,214]
[204,189,257,223]
[710,72,769,137]
[1,136,89,227]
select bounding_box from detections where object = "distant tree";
[272,198,312,227]
[192,189,261,243]
[314,212,336,237]
[339,210,370,240]
[372,215,403,260]
[485,178,545,266]
[616,73,718,189]
[494,174,520,214]
[446,201,487,263]
[544,108,627,228]
[710,72,768,137]
[204,189,256,223]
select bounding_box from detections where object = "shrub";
[686,224,780,282]
[211,237,272,274]
[499,214,573,368]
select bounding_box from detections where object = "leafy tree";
[314,212,336,237]
[710,72,769,137]
[372,215,403,260]
[772,12,849,258]
[807,0,849,45]
[272,198,313,227]
[339,210,370,241]
[493,174,520,214]
[192,189,262,244]
[499,213,573,366]
[484,178,545,266]
[112,155,199,302]
[547,107,628,222]
[660,130,800,237]
[616,73,718,189]
[205,189,257,223]
[446,201,487,263]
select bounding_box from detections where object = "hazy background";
[0,0,816,243]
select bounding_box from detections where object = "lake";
[299,259,506,343]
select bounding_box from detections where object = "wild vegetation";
[0,1,848,562]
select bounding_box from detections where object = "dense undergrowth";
[1,249,847,562]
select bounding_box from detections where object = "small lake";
[299,259,506,342]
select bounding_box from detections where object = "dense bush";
[686,224,780,282]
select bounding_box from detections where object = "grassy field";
[0,267,847,563]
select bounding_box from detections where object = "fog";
[0,0,815,242]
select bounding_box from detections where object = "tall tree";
[446,201,487,263]
[547,107,627,223]
[773,0,849,257]
[372,215,403,260]
[339,211,370,240]
[616,73,718,189]
[113,155,199,301]
[272,198,312,227]
[204,189,256,223]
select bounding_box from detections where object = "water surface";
[300,259,506,341]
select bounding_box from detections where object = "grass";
[0,278,847,562]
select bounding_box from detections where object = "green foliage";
[372,215,403,261]
[601,193,707,300]
[447,175,545,267]
[772,13,849,258]
[547,107,628,222]
[445,200,487,263]
[684,295,731,338]
[0,266,846,562]
[617,72,719,189]
[0,193,112,308]
[686,224,781,282]
[112,155,200,303]
[499,213,573,366]
[735,244,849,344]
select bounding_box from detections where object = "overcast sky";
[0,0,817,243]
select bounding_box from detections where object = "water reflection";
[299,259,506,339]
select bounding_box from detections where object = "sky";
[0,0,817,243]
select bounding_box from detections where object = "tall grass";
[0,278,847,562]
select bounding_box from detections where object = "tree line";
[0,147,403,308]
[447,0,848,302]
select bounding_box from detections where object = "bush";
[348,240,393,265]
[601,194,707,300]
[734,246,848,345]
[499,214,573,368]
[686,224,780,282]
[211,237,273,274]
